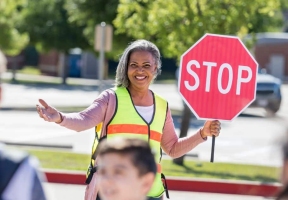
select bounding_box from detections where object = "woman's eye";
[144,65,151,68]
[130,64,137,68]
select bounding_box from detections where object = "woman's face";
[127,51,157,90]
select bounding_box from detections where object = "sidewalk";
[44,183,271,200]
[0,72,183,112]
[1,72,115,111]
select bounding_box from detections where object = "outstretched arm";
[36,99,62,123]
[36,90,111,132]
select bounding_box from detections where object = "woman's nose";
[136,66,144,72]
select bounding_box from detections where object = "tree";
[114,0,284,165]
[18,0,89,84]
[279,0,288,31]
[65,0,133,59]
[114,0,283,59]
[0,0,28,55]
[19,0,89,52]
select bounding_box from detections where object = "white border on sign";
[178,33,259,122]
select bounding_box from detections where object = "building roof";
[245,32,288,45]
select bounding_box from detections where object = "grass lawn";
[161,160,280,183]
[25,148,281,183]
[13,66,42,75]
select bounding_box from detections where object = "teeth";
[136,76,145,80]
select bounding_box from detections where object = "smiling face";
[97,153,154,200]
[127,50,157,91]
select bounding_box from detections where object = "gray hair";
[115,39,162,87]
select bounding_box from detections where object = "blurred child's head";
[97,137,156,200]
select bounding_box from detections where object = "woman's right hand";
[36,99,62,123]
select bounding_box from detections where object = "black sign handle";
[210,135,216,162]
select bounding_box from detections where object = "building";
[249,32,288,81]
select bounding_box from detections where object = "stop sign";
[179,33,258,121]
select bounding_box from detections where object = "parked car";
[250,68,282,114]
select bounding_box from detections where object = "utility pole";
[94,22,113,93]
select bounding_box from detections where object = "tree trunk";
[59,52,68,85]
[0,75,2,103]
[173,103,192,166]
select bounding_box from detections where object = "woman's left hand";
[201,120,221,138]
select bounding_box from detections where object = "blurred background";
[1,0,288,199]
[1,0,288,82]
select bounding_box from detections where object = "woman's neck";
[129,89,149,98]
[128,86,153,106]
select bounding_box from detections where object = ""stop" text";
[184,60,252,95]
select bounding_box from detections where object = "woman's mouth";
[135,76,146,80]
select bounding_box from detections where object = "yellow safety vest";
[87,87,168,198]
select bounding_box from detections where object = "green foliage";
[65,0,133,59]
[280,0,288,10]
[114,0,284,61]
[0,0,28,55]
[16,65,41,75]
[2,0,285,60]
[18,0,89,53]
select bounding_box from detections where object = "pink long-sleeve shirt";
[59,88,206,158]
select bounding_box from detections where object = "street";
[0,81,287,167]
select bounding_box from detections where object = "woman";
[36,39,221,200]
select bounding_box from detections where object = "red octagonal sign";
[179,33,258,121]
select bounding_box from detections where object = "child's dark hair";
[97,137,157,176]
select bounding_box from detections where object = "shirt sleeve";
[59,90,110,132]
[160,106,206,158]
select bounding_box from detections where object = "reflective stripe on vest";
[107,87,167,198]
[108,124,162,142]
